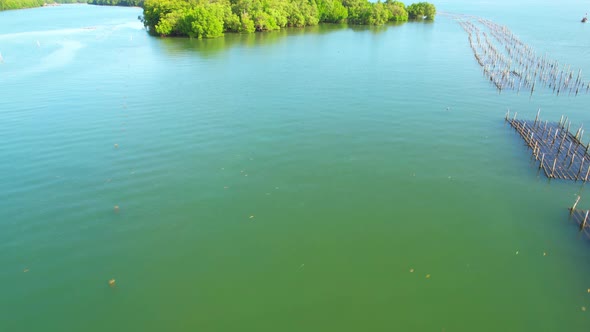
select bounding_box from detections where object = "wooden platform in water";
[568,196,590,239]
[506,112,590,181]
[569,209,590,239]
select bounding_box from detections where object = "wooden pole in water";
[569,153,576,169]
[578,158,585,179]
[534,108,540,126]
[583,210,589,230]
[566,141,573,156]
[540,153,545,169]
[558,129,567,152]
[551,158,557,178]
[585,164,590,182]
[572,195,581,213]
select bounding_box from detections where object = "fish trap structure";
[506,110,590,180]
[450,13,589,96]
[568,196,590,239]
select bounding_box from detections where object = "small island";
[140,0,436,38]
[1,0,436,39]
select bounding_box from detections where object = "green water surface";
[1,2,590,331]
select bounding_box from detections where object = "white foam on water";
[0,28,89,41]
[3,40,86,78]
[33,40,84,73]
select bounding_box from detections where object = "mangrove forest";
[141,0,436,38]
[0,0,436,40]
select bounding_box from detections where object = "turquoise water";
[1,2,590,331]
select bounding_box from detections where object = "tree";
[342,0,371,24]
[407,1,436,20]
[369,1,391,25]
[317,0,348,23]
[384,0,407,22]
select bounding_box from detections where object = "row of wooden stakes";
[569,196,590,239]
[507,111,590,181]
[506,110,590,240]
[456,15,588,96]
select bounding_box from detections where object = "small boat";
[582,17,588,23]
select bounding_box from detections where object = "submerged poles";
[455,15,588,96]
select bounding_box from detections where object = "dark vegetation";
[0,0,85,11]
[87,0,144,6]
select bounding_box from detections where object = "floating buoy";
[409,268,414,273]
[114,205,120,213]
[23,268,29,273]
[108,279,116,287]
[114,144,119,148]
[425,274,431,279]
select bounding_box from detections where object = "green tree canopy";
[385,0,407,22]
[0,0,436,36]
[406,1,435,20]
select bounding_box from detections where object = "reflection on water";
[156,23,415,56]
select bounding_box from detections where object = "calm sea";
[1,2,590,331]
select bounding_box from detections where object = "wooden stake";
[572,195,581,213]
[540,153,545,169]
[551,158,557,178]
[583,210,589,230]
